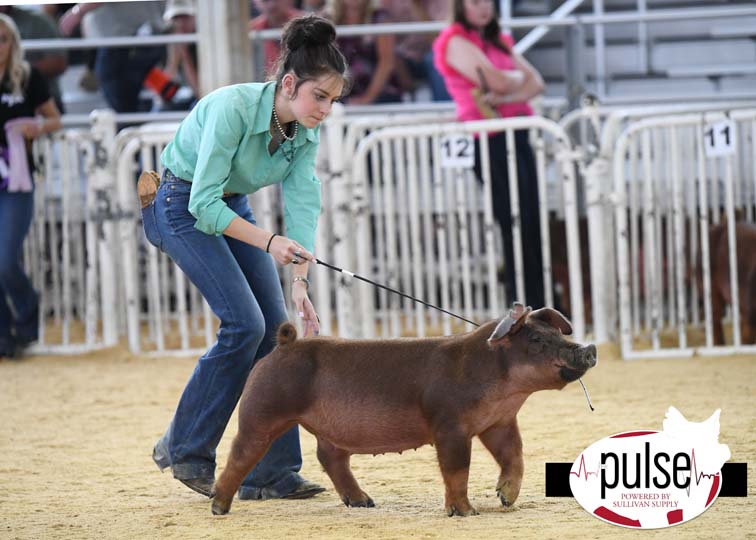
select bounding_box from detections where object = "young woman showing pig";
[144,15,349,502]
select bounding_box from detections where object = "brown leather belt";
[137,170,239,208]
[171,174,238,197]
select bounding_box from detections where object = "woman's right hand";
[267,234,315,266]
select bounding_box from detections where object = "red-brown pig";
[704,221,756,345]
[211,304,597,517]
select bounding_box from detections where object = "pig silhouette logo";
[570,407,730,529]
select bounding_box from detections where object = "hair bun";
[283,15,336,52]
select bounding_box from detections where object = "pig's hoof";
[446,505,479,517]
[496,485,518,507]
[342,494,375,508]
[211,499,231,516]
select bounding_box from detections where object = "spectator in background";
[162,0,199,109]
[380,0,450,101]
[0,5,68,112]
[433,0,545,308]
[249,0,303,79]
[59,1,181,113]
[327,0,401,104]
[0,14,62,360]
[41,3,98,92]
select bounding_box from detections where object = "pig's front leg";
[433,429,477,517]
[478,420,523,508]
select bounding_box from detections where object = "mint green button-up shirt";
[161,81,321,252]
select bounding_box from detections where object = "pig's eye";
[528,334,545,353]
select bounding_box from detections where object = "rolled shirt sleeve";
[281,141,321,253]
[187,96,245,235]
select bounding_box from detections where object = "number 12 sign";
[703,119,736,158]
[440,134,475,169]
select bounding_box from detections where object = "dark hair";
[451,0,511,55]
[271,15,351,97]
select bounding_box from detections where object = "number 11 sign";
[440,134,475,169]
[703,119,736,158]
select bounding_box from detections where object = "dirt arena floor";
[1,340,754,540]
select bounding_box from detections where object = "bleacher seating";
[513,0,756,102]
[55,1,756,116]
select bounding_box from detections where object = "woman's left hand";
[20,122,43,140]
[292,281,320,337]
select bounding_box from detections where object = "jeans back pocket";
[141,202,163,251]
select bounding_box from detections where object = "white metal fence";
[24,115,121,355]
[345,116,586,340]
[114,123,219,356]
[21,101,756,360]
[316,105,456,339]
[559,99,756,345]
[613,109,756,359]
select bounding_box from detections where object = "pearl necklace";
[272,104,298,142]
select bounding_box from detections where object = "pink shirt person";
[433,23,532,122]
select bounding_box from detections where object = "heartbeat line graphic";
[569,448,721,491]
[686,448,720,495]
[570,454,599,481]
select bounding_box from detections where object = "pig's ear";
[488,303,532,344]
[529,307,573,335]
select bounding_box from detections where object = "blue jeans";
[422,51,451,102]
[144,169,305,498]
[0,190,38,354]
[474,130,545,309]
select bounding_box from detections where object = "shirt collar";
[253,81,319,146]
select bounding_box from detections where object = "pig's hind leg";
[316,438,374,508]
[211,419,294,515]
[478,421,523,508]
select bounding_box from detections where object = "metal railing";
[21,4,756,109]
[246,5,756,42]
[22,96,756,359]
[613,110,756,359]
[559,99,756,343]
[25,118,120,354]
[349,116,586,340]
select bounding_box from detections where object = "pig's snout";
[558,344,597,382]
[580,344,598,368]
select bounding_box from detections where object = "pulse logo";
[570,407,730,529]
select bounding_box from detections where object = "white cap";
[163,0,196,22]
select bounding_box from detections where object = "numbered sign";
[440,134,475,169]
[703,119,736,158]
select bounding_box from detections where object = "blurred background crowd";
[4,0,487,115]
